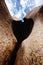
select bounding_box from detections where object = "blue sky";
[5,0,43,20]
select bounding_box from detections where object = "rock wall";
[15,6,43,65]
[0,0,17,65]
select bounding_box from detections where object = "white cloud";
[15,7,26,19]
[20,0,35,8]
[15,9,23,19]
[15,10,22,18]
[5,0,15,16]
[5,0,43,19]
[20,0,26,8]
[35,0,43,7]
[5,0,13,10]
[5,0,13,15]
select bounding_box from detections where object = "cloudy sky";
[5,0,43,20]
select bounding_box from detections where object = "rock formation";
[0,0,43,65]
[0,0,31,65]
[15,6,43,65]
[0,0,17,65]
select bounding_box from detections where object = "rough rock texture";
[0,0,17,65]
[15,6,43,65]
[0,0,43,65]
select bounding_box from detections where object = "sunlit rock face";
[15,6,43,65]
[0,0,17,65]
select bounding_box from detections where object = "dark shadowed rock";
[12,18,34,42]
[10,15,34,65]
